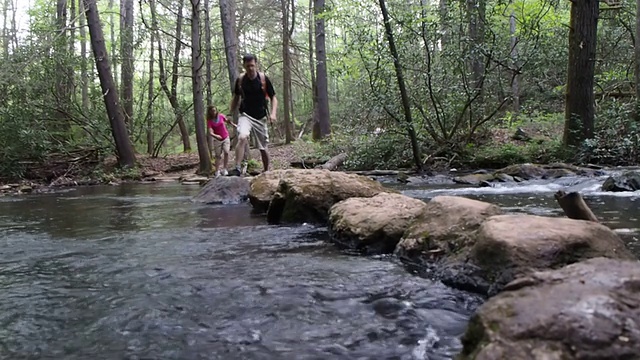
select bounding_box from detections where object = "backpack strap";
[257,72,268,100]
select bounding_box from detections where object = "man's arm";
[265,77,278,122]
[269,95,278,122]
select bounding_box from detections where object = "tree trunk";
[563,0,599,147]
[467,0,486,127]
[438,0,449,50]
[83,0,136,168]
[191,0,212,175]
[54,0,72,132]
[69,0,76,103]
[120,0,134,129]
[635,0,640,121]
[309,0,319,140]
[2,0,8,60]
[79,0,89,111]
[204,0,212,105]
[510,9,520,121]
[219,0,239,93]
[378,0,423,171]
[314,0,331,138]
[147,2,155,155]
[282,0,294,143]
[155,0,191,152]
[109,0,117,90]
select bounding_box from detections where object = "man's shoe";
[222,169,229,176]
[228,167,241,176]
[214,170,221,177]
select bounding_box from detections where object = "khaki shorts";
[237,113,269,150]
[210,136,230,159]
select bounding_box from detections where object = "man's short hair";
[242,54,257,64]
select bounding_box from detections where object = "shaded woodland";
[0,0,638,180]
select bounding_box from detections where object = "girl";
[206,105,233,176]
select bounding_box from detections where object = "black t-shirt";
[234,73,276,119]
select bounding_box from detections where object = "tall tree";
[147,0,156,155]
[510,9,520,120]
[155,0,192,152]
[636,0,640,121]
[204,0,212,105]
[191,0,212,174]
[219,0,239,92]
[120,0,134,127]
[378,0,422,171]
[281,0,294,143]
[55,0,70,126]
[314,0,331,138]
[83,0,136,167]
[79,0,89,111]
[563,0,599,147]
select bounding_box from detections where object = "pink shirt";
[207,114,229,140]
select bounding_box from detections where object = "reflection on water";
[0,183,481,360]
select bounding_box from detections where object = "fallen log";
[554,191,599,222]
[316,153,347,170]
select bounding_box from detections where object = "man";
[229,54,278,175]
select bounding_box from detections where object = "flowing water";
[0,171,638,360]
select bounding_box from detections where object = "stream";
[0,171,637,359]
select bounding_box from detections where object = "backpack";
[238,71,269,101]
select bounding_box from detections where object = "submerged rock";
[458,257,640,360]
[264,169,390,224]
[192,176,250,204]
[328,192,428,254]
[601,171,640,192]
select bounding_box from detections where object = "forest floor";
[1,121,565,195]
[0,141,321,195]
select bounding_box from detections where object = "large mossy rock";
[264,169,391,224]
[395,196,503,262]
[191,176,251,204]
[328,192,428,254]
[458,257,640,360]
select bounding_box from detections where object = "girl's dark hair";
[242,54,257,63]
[206,105,217,119]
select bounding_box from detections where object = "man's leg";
[251,116,270,172]
[234,114,252,174]
[260,149,269,172]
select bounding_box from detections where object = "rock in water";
[458,257,640,360]
[601,171,640,192]
[263,169,391,224]
[328,192,428,254]
[192,176,250,204]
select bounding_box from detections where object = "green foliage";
[579,101,640,165]
[320,128,417,170]
[90,166,142,183]
[467,139,568,169]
